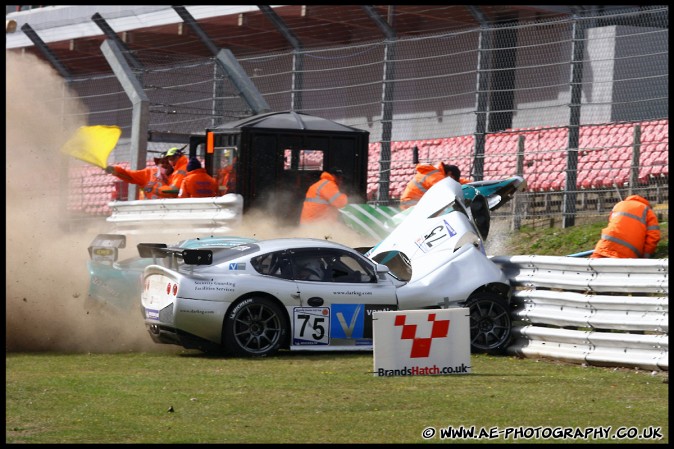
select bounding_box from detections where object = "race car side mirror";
[376,264,390,274]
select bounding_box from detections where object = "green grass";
[500,219,668,258]
[6,352,668,444]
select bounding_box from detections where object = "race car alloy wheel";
[465,293,512,355]
[223,297,287,357]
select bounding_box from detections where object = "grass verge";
[6,351,668,444]
[499,219,668,258]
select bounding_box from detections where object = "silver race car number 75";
[293,307,330,345]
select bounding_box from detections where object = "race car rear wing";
[137,243,213,270]
[88,234,127,264]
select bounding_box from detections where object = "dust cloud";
[5,51,163,353]
[5,51,375,354]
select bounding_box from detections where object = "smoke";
[5,51,374,353]
[5,52,166,353]
[482,219,512,256]
[236,207,376,247]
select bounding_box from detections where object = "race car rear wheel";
[465,293,512,355]
[223,297,287,357]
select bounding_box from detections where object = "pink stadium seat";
[549,177,563,190]
[617,150,631,161]
[654,128,667,143]
[591,174,612,188]
[579,177,591,190]
[527,173,539,190]
[652,152,667,165]
[638,166,652,183]
[614,168,630,186]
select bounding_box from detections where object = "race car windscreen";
[370,250,412,282]
[428,200,467,219]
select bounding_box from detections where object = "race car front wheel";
[465,293,512,355]
[222,296,287,357]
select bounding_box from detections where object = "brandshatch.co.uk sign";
[372,308,471,377]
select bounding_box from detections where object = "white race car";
[140,177,514,356]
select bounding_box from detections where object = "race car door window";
[290,248,396,301]
[289,248,398,347]
[323,251,377,283]
[289,249,376,283]
[250,251,292,279]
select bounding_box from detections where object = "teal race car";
[86,234,258,312]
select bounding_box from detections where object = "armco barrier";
[106,194,244,235]
[490,255,668,371]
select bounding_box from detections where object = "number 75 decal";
[293,307,330,345]
[415,220,457,253]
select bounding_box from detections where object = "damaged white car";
[140,177,518,357]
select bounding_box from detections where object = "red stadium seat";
[578,172,592,189]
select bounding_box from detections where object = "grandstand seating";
[67,161,154,216]
[67,120,668,214]
[366,119,668,201]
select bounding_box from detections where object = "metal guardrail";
[106,194,244,235]
[490,255,669,371]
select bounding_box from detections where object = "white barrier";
[106,194,243,235]
[490,255,668,371]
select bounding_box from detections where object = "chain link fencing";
[49,6,667,230]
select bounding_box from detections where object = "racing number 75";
[297,314,326,340]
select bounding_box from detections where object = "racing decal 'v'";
[336,304,361,338]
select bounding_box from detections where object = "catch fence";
[38,6,668,229]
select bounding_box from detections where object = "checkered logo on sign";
[394,313,450,358]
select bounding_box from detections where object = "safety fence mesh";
[49,6,667,229]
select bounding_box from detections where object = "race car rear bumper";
[146,323,222,353]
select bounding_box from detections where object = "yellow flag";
[61,125,122,169]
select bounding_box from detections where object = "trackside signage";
[372,309,471,377]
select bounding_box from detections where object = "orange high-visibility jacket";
[300,172,348,224]
[399,164,445,209]
[178,168,219,198]
[218,163,236,194]
[159,155,188,198]
[110,165,170,199]
[591,195,661,258]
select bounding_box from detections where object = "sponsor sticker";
[331,304,396,340]
[415,219,456,253]
[293,307,330,345]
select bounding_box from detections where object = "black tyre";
[222,297,287,357]
[465,293,512,355]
